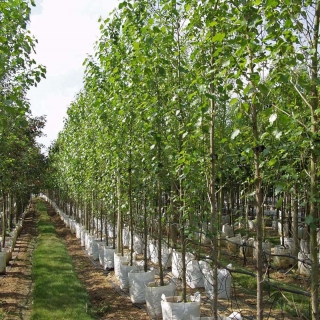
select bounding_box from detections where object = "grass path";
[31,200,93,320]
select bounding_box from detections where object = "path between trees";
[0,200,302,320]
[0,200,149,319]
[0,211,35,319]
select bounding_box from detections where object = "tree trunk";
[209,76,218,318]
[309,3,320,318]
[247,25,264,318]
[116,171,123,255]
[291,185,299,260]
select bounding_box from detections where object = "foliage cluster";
[46,0,320,319]
[0,0,46,245]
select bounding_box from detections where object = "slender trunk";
[128,149,134,265]
[158,179,164,285]
[247,23,263,319]
[16,195,22,224]
[143,192,148,272]
[209,81,218,319]
[2,193,6,248]
[84,200,89,231]
[116,171,122,254]
[309,3,320,319]
[252,111,263,320]
[113,197,116,249]
[170,182,178,248]
[9,193,13,230]
[291,185,299,259]
[100,202,103,242]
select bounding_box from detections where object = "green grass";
[273,292,311,318]
[31,201,93,320]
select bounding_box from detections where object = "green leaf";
[118,1,127,9]
[266,0,279,8]
[178,65,188,73]
[305,215,318,229]
[276,197,283,208]
[230,98,238,106]
[205,92,215,100]
[268,158,277,166]
[212,33,225,42]
[275,186,283,195]
[158,67,166,76]
[184,3,191,11]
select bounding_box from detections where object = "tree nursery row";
[0,0,47,275]
[1,0,320,319]
[42,184,316,320]
[45,1,320,320]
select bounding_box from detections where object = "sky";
[27,0,119,153]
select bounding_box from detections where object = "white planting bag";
[300,239,309,254]
[162,244,172,269]
[253,241,271,261]
[280,237,296,255]
[98,243,105,266]
[75,223,81,238]
[273,245,294,268]
[186,260,204,288]
[70,219,76,234]
[80,229,87,247]
[192,312,242,320]
[149,241,172,267]
[128,269,155,303]
[94,241,105,261]
[226,234,242,254]
[86,235,95,255]
[172,250,194,278]
[248,220,256,230]
[272,220,277,230]
[132,234,143,254]
[200,261,232,300]
[104,247,115,269]
[149,240,159,264]
[239,238,254,258]
[107,225,114,238]
[222,224,234,237]
[122,227,130,247]
[226,312,242,320]
[298,252,311,276]
[92,240,99,260]
[0,252,6,274]
[65,217,70,228]
[278,222,289,236]
[172,250,183,278]
[114,253,128,277]
[161,293,201,320]
[298,226,307,240]
[145,282,176,319]
[119,262,138,290]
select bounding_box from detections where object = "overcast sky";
[27,0,119,153]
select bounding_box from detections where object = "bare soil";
[0,212,36,320]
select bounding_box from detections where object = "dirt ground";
[0,200,306,319]
[0,211,36,320]
[45,201,150,320]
